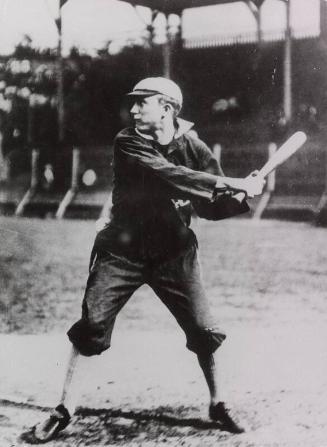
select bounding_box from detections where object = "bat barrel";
[258,131,307,179]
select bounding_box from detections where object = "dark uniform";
[68,120,249,357]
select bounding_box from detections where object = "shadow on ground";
[15,402,239,446]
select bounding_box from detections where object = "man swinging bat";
[25,77,267,442]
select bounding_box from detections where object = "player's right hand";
[243,174,265,198]
[95,217,110,233]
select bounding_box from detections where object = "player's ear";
[163,103,173,117]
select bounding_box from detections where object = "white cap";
[127,77,183,106]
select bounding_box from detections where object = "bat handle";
[257,164,274,179]
[249,170,263,179]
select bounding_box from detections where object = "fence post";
[212,143,222,164]
[315,142,327,224]
[0,131,9,182]
[30,148,40,189]
[253,142,276,219]
[71,147,80,191]
[15,148,40,216]
[56,147,80,219]
[267,143,277,192]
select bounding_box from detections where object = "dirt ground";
[0,216,327,446]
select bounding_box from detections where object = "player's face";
[130,95,164,132]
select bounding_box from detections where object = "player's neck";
[153,118,176,145]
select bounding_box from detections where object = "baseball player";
[26,77,264,442]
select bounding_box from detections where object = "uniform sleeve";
[115,133,218,201]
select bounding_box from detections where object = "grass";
[1,216,327,334]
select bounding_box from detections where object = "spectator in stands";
[297,103,319,132]
[25,77,264,443]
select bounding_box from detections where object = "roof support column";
[55,1,66,144]
[246,1,263,44]
[162,15,171,78]
[320,0,327,45]
[162,13,181,79]
[283,0,292,122]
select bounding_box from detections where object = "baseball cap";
[127,77,183,106]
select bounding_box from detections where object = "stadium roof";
[122,0,265,15]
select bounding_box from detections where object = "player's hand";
[217,174,265,198]
[95,217,110,233]
[247,170,260,178]
[232,192,246,203]
[243,172,265,198]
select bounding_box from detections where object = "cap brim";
[126,89,159,97]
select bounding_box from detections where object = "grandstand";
[0,0,326,221]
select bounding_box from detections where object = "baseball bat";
[258,131,307,179]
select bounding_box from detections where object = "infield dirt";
[0,216,326,446]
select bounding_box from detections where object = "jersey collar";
[135,118,194,141]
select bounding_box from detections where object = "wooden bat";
[258,131,307,178]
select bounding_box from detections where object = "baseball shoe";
[21,404,71,444]
[209,402,244,434]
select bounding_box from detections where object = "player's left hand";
[232,192,247,203]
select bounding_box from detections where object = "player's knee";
[67,319,111,357]
[186,326,226,355]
